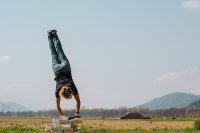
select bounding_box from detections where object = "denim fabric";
[48,33,71,77]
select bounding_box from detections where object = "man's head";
[59,85,73,99]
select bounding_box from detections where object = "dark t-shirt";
[55,73,78,98]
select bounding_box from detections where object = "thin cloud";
[182,0,200,11]
[153,70,188,84]
[153,67,200,94]
[0,56,11,64]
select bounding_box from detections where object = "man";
[47,29,81,119]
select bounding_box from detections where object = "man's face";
[64,94,72,99]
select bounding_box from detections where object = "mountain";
[0,102,27,112]
[186,99,200,109]
[137,92,200,109]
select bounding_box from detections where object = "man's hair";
[59,85,73,98]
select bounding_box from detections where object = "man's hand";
[74,113,81,118]
[60,115,66,119]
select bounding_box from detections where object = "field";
[0,117,200,133]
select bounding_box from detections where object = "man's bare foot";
[47,29,57,35]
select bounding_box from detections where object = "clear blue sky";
[0,0,200,110]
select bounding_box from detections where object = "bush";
[194,119,200,130]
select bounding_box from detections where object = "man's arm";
[56,97,65,117]
[74,94,81,114]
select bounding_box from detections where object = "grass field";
[0,117,200,133]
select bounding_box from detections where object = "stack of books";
[45,117,82,133]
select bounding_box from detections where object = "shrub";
[194,119,200,130]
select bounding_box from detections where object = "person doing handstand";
[47,29,81,119]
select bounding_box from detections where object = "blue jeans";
[48,33,71,77]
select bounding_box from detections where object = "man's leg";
[52,33,71,71]
[48,35,60,66]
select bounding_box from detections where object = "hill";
[0,102,27,112]
[186,99,200,109]
[137,92,200,109]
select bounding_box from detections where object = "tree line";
[0,107,200,118]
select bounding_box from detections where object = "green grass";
[1,125,200,133]
[0,126,45,133]
[81,126,200,133]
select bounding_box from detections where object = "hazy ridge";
[137,92,200,109]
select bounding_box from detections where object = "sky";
[0,0,200,111]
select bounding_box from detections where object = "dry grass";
[82,119,193,130]
[0,118,194,130]
[0,117,50,129]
